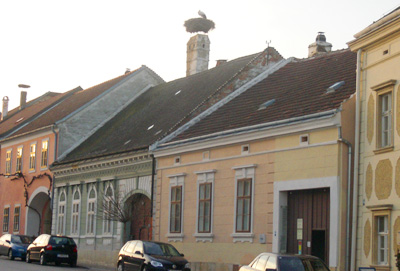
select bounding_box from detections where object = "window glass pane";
[238,181,244,196]
[199,185,205,200]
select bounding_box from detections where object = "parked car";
[0,234,33,260]
[239,253,329,271]
[117,240,191,271]
[26,234,77,267]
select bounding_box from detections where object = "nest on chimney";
[184,18,215,33]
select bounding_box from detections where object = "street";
[0,256,114,271]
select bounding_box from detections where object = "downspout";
[338,127,353,271]
[350,49,362,271]
[51,125,58,233]
[150,154,156,240]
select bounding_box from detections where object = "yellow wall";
[154,123,350,269]
[350,18,400,271]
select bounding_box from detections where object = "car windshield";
[309,259,329,271]
[143,242,181,257]
[11,235,33,244]
[278,257,305,271]
[49,237,76,246]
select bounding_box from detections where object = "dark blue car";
[0,234,33,260]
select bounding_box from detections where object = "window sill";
[231,232,254,243]
[194,233,214,243]
[166,233,184,242]
[374,146,394,154]
[370,264,390,271]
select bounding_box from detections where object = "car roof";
[257,252,321,260]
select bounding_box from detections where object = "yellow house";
[348,7,400,271]
[152,41,357,271]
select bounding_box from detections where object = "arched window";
[103,185,114,234]
[57,191,66,235]
[87,187,97,235]
[71,189,80,235]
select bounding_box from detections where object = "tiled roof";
[172,49,357,141]
[57,50,271,164]
[0,90,79,139]
[10,70,139,138]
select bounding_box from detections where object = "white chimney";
[2,96,9,121]
[186,34,210,76]
[308,32,332,57]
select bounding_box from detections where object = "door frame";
[272,176,339,267]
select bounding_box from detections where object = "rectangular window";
[170,186,182,233]
[41,140,48,168]
[377,215,388,265]
[16,147,23,173]
[87,202,95,234]
[198,183,212,233]
[3,207,9,232]
[379,93,392,148]
[57,204,65,235]
[13,206,20,232]
[29,144,36,171]
[236,178,252,232]
[5,150,12,175]
[71,202,79,235]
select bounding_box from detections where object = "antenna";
[266,40,272,65]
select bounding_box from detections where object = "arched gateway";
[25,187,52,236]
[125,193,151,241]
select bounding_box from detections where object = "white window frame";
[13,205,21,233]
[376,215,389,265]
[40,139,49,170]
[103,184,114,235]
[194,170,216,242]
[167,173,186,242]
[5,149,12,175]
[86,185,97,235]
[57,190,66,235]
[3,206,10,233]
[231,164,256,243]
[70,188,81,236]
[29,142,37,172]
[16,146,23,173]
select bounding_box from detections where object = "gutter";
[350,49,362,271]
[51,125,58,212]
[152,108,338,152]
[338,127,353,271]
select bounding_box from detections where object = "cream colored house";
[152,40,357,271]
[348,7,400,271]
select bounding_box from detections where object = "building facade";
[152,48,357,271]
[348,7,400,271]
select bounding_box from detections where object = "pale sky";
[1,0,399,111]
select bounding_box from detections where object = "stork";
[198,10,207,19]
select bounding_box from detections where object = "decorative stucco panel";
[365,163,373,200]
[364,219,371,258]
[396,158,400,197]
[367,94,375,145]
[375,159,393,200]
[393,217,400,253]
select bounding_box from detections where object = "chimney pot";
[308,32,332,57]
[2,96,9,121]
[216,60,227,67]
[125,68,131,75]
[20,91,27,110]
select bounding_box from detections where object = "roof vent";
[327,81,345,93]
[258,99,275,110]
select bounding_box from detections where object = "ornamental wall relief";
[364,219,371,258]
[375,159,393,200]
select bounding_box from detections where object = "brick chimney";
[216,59,227,67]
[308,32,332,57]
[186,34,210,76]
[1,96,9,121]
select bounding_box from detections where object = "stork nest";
[184,18,215,33]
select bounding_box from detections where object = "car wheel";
[40,253,47,265]
[8,249,14,260]
[118,262,125,271]
[26,252,31,263]
[70,260,77,267]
